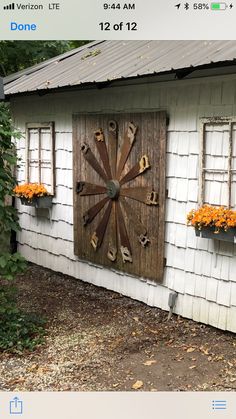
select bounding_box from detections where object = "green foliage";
[0,39,91,350]
[0,286,45,352]
[0,101,45,353]
[0,103,20,236]
[0,41,90,76]
[0,253,26,280]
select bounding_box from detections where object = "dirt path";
[0,264,235,391]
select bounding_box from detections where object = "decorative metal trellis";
[76,120,158,264]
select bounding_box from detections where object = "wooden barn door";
[73,112,167,282]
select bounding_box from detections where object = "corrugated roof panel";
[4,40,236,96]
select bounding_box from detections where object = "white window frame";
[25,122,55,195]
[199,116,236,208]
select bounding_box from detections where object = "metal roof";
[4,40,236,96]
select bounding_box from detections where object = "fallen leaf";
[187,347,195,353]
[113,383,119,388]
[132,380,143,390]
[27,364,38,372]
[8,377,25,385]
[189,365,196,369]
[143,360,157,366]
[149,329,159,334]
[200,346,210,355]
[133,317,139,322]
[214,356,223,361]
[37,366,51,374]
[109,337,124,350]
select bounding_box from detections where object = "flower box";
[14,183,53,209]
[188,205,236,243]
[20,196,53,208]
[195,227,236,243]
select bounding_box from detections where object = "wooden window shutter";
[73,112,167,283]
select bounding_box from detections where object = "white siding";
[12,73,236,333]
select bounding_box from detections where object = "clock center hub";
[106,180,120,199]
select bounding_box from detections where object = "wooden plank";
[198,121,205,206]
[38,128,41,183]
[228,121,233,208]
[25,125,30,183]
[120,197,147,237]
[26,122,54,129]
[50,122,55,195]
[203,168,228,173]
[72,115,79,256]
[156,111,167,282]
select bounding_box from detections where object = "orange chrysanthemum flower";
[13,183,49,200]
[187,205,236,232]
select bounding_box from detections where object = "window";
[25,122,55,195]
[199,117,236,208]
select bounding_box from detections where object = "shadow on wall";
[0,232,10,253]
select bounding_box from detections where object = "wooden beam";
[228,121,233,208]
[198,121,205,206]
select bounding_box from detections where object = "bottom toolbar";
[0,392,235,419]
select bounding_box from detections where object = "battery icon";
[211,2,227,9]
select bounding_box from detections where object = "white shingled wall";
[11,73,236,333]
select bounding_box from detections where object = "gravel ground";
[0,263,236,392]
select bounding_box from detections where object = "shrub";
[0,103,46,352]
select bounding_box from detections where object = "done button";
[10,22,37,31]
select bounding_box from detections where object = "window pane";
[205,173,228,206]
[205,124,229,156]
[230,125,236,208]
[28,128,39,183]
[28,128,39,162]
[41,128,53,193]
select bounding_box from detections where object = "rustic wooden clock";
[73,112,166,282]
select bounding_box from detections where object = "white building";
[5,40,236,333]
